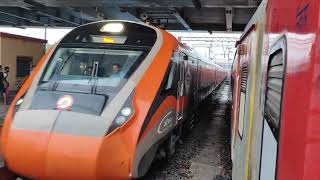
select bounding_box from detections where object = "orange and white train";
[1,20,227,179]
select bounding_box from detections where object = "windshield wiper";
[89,52,106,94]
[89,61,99,94]
[50,50,75,91]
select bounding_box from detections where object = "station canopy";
[0,0,261,32]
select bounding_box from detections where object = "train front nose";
[3,110,132,180]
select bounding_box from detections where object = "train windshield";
[38,21,157,96]
[39,47,145,94]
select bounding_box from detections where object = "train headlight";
[107,92,134,134]
[100,23,124,33]
[115,116,126,125]
[16,98,24,106]
[14,98,24,113]
[121,107,132,117]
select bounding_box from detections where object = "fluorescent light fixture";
[100,23,124,33]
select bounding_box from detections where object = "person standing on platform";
[0,65,6,104]
[4,66,10,105]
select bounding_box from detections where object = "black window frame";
[264,37,287,141]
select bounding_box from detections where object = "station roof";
[0,0,262,32]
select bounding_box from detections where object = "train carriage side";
[230,1,267,180]
[231,0,320,179]
[264,0,320,179]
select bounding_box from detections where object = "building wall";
[0,36,45,90]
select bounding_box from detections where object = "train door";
[259,39,286,180]
[190,56,198,101]
[231,54,240,145]
[184,56,192,96]
[214,64,217,87]
[194,58,200,103]
[177,53,186,121]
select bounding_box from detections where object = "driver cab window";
[41,48,143,88]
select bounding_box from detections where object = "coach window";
[264,50,285,140]
[165,63,176,90]
[164,52,179,91]
[238,62,248,138]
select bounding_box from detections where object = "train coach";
[231,0,320,180]
[1,20,227,179]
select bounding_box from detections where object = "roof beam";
[23,0,80,26]
[35,10,80,26]
[248,0,258,6]
[0,9,54,26]
[62,8,100,22]
[0,14,20,25]
[0,16,27,28]
[173,11,192,32]
[225,7,233,32]
[99,7,141,22]
[192,0,202,9]
[23,0,45,8]
[0,18,24,28]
